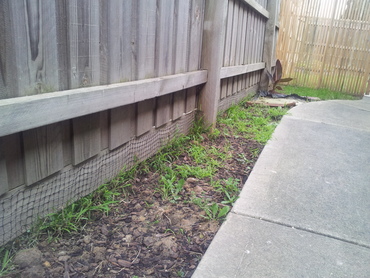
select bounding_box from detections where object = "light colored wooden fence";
[277,0,370,95]
[0,0,279,246]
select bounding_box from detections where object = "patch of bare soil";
[8,130,263,278]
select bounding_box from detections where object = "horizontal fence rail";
[0,71,207,137]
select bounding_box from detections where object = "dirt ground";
[6,123,263,278]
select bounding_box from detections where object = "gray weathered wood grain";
[188,0,205,71]
[100,111,109,150]
[137,99,155,136]
[0,70,207,137]
[137,0,156,80]
[100,1,134,84]
[200,0,228,125]
[260,0,278,90]
[62,120,72,167]
[67,0,100,89]
[173,90,186,120]
[220,62,265,79]
[2,134,25,190]
[241,0,269,19]
[175,0,191,74]
[109,104,136,150]
[0,139,9,195]
[23,123,64,185]
[0,0,60,98]
[156,95,172,127]
[186,88,197,113]
[72,113,101,165]
[156,0,175,76]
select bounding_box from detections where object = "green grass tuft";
[284,86,360,100]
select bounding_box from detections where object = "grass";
[218,101,289,144]
[0,247,15,276]
[283,85,360,100]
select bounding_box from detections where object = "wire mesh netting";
[0,112,194,246]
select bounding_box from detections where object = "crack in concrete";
[231,211,370,250]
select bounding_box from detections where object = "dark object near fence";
[265,59,293,94]
[256,90,309,101]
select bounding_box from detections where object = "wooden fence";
[0,0,279,246]
[277,0,370,95]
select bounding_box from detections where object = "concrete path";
[193,97,370,278]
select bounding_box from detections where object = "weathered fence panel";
[0,0,279,246]
[278,0,370,95]
[201,0,278,119]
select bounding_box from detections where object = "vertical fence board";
[137,0,156,80]
[186,88,197,113]
[23,123,63,185]
[100,111,109,150]
[236,2,244,92]
[68,0,100,89]
[173,1,191,119]
[173,90,186,120]
[175,1,191,74]
[101,0,133,84]
[200,0,228,125]
[0,1,60,98]
[72,113,101,165]
[224,0,233,67]
[156,95,172,127]
[0,140,8,196]
[155,0,175,125]
[188,0,204,71]
[62,120,72,167]
[2,134,25,190]
[137,99,155,136]
[109,104,136,150]
[156,0,175,77]
[186,0,204,111]
[230,0,239,67]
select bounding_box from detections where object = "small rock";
[117,259,132,268]
[186,177,198,183]
[83,235,91,244]
[43,261,51,268]
[125,234,133,243]
[101,224,109,236]
[134,203,142,210]
[13,248,42,269]
[58,255,70,262]
[57,250,67,256]
[193,185,203,194]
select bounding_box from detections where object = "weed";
[209,127,221,140]
[157,173,185,202]
[192,198,230,220]
[0,247,15,276]
[236,153,252,164]
[38,184,118,237]
[177,269,186,277]
[213,178,241,205]
[175,164,214,179]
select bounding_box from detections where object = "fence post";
[199,0,228,126]
[260,0,279,91]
